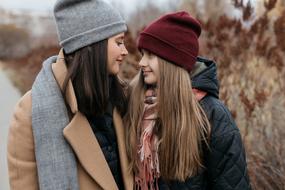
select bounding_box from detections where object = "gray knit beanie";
[53,0,127,54]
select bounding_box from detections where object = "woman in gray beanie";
[7,0,133,189]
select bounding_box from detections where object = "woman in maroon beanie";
[124,11,251,190]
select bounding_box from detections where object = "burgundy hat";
[138,11,201,72]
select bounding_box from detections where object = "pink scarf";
[192,88,207,101]
[135,88,207,190]
[135,89,160,190]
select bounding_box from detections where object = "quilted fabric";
[158,57,251,189]
[87,103,124,190]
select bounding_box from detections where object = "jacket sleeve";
[7,91,39,190]
[205,103,251,190]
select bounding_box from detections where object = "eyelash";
[116,41,124,46]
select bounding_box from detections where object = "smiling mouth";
[142,71,152,76]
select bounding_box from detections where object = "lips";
[116,56,123,63]
[116,59,123,64]
[142,68,152,72]
[142,70,152,76]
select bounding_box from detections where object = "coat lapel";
[113,109,134,190]
[51,50,78,114]
[63,112,118,189]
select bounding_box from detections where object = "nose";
[138,55,147,67]
[121,45,128,56]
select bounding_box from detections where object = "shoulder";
[12,91,32,123]
[9,90,33,145]
[200,95,238,138]
[18,90,32,107]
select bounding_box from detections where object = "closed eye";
[116,41,124,46]
[141,50,154,58]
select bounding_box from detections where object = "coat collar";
[52,49,78,114]
[51,49,133,189]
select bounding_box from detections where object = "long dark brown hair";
[62,39,127,117]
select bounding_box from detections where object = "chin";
[143,73,157,84]
[109,67,120,75]
[144,78,156,85]
[109,71,119,75]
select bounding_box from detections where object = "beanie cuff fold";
[138,33,196,72]
[61,22,127,53]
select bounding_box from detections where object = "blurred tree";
[274,10,285,51]
[203,0,230,21]
[126,0,178,36]
[178,0,199,16]
[0,24,30,60]
[179,0,237,22]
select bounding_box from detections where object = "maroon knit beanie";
[138,11,201,72]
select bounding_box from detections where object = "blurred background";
[0,0,284,189]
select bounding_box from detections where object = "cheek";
[150,67,159,80]
[107,60,120,75]
[113,45,121,57]
[108,43,119,60]
[149,59,159,78]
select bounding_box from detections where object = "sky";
[0,0,258,14]
[0,0,57,12]
[0,0,172,14]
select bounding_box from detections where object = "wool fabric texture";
[53,0,127,53]
[32,56,79,190]
[135,89,160,190]
[138,11,201,72]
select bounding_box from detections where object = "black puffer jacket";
[87,103,124,190]
[158,57,251,190]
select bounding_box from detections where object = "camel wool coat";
[7,50,134,190]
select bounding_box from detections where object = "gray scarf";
[31,56,79,190]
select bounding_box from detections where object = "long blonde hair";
[124,57,211,181]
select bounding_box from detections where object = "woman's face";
[107,32,128,75]
[139,49,159,85]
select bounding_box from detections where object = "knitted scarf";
[32,56,79,190]
[135,88,160,190]
[134,88,207,190]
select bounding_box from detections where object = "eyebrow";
[116,35,124,40]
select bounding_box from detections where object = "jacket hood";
[191,56,219,98]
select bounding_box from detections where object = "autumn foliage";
[1,0,284,189]
[0,24,30,59]
[197,0,285,189]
